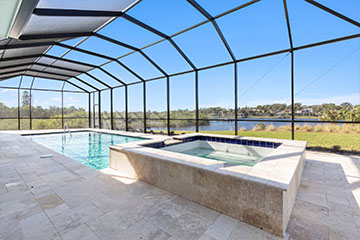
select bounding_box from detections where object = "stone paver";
[0,131,360,240]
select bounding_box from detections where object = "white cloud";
[295,93,360,106]
[0,89,13,93]
[50,97,61,102]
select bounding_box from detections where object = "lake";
[149,118,330,131]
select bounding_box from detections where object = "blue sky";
[0,0,359,112]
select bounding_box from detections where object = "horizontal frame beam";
[0,69,88,92]
[0,85,85,93]
[33,8,125,17]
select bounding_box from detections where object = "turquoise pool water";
[26,131,145,170]
[181,148,261,166]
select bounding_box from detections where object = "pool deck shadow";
[0,131,360,240]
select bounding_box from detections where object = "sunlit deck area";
[0,131,359,240]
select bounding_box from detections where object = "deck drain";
[40,154,53,158]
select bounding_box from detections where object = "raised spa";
[109,133,306,237]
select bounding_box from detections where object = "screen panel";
[113,87,125,130]
[128,83,143,132]
[217,0,289,59]
[63,92,89,128]
[0,88,18,130]
[237,52,291,139]
[146,79,167,132]
[170,72,196,133]
[31,90,62,129]
[101,89,111,129]
[127,0,206,36]
[173,22,232,68]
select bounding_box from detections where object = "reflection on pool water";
[26,131,145,170]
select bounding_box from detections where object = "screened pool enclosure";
[0,0,359,140]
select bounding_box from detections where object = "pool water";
[181,147,261,166]
[161,140,273,166]
[26,131,145,170]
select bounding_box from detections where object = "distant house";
[302,108,314,114]
[277,110,290,118]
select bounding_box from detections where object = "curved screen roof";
[0,0,359,92]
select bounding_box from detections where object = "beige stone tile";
[286,214,329,240]
[327,194,349,206]
[16,202,43,220]
[325,211,360,240]
[20,212,59,240]
[354,215,360,228]
[86,208,141,239]
[53,180,92,208]
[0,184,7,195]
[197,233,220,240]
[200,214,239,240]
[116,220,171,240]
[0,191,38,218]
[229,221,281,240]
[44,202,71,217]
[291,199,328,223]
[0,213,24,240]
[61,224,99,240]
[327,200,360,216]
[48,202,103,234]
[296,189,327,207]
[299,181,326,194]
[38,193,64,210]
[166,211,214,239]
[328,230,352,240]
[86,189,119,213]
[145,199,214,240]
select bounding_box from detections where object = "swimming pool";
[26,131,145,170]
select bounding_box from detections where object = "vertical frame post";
[61,82,65,129]
[283,0,294,140]
[234,63,238,135]
[18,88,20,130]
[98,91,101,129]
[143,81,146,133]
[29,77,35,130]
[110,88,114,130]
[195,71,199,132]
[61,91,64,128]
[125,86,128,131]
[17,76,23,130]
[291,51,295,140]
[93,92,96,128]
[166,76,170,135]
[88,92,91,128]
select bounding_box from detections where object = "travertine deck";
[0,132,359,240]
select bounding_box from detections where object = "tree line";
[0,91,359,130]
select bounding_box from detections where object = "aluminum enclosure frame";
[0,0,359,137]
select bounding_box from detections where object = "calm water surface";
[26,131,145,170]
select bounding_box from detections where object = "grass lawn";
[170,130,360,153]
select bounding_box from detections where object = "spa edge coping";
[110,132,307,192]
